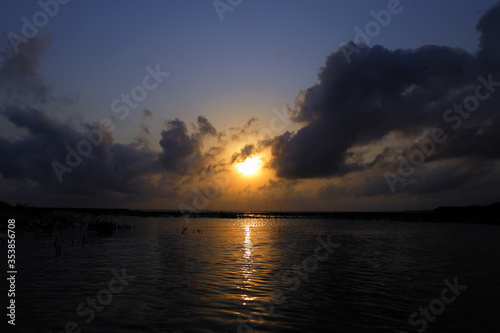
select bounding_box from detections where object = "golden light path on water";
[14,215,500,332]
[240,224,255,304]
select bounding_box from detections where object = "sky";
[0,0,499,211]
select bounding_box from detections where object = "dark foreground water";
[4,217,500,332]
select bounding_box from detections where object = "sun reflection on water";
[240,224,255,304]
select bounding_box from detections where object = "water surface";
[9,217,500,332]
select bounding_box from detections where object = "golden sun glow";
[236,156,261,176]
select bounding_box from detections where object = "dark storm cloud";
[194,115,217,138]
[0,33,51,104]
[158,116,218,174]
[258,178,300,194]
[0,106,157,195]
[269,44,476,179]
[268,1,500,196]
[158,119,196,173]
[476,1,500,71]
[0,107,77,182]
[319,160,500,204]
[0,102,222,207]
[231,144,255,163]
[0,31,229,207]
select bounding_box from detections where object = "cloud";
[139,109,153,135]
[318,158,500,206]
[477,1,500,71]
[158,116,218,174]
[268,43,478,178]
[231,144,255,163]
[0,33,51,105]
[266,1,500,199]
[0,102,225,207]
[258,178,300,194]
[3,3,500,210]
[0,31,240,208]
[158,119,197,173]
[225,116,259,141]
[194,115,217,138]
[0,106,157,195]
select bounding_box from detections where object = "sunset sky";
[1,0,499,211]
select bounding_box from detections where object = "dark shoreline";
[1,202,498,225]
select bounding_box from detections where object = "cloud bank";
[2,3,500,209]
[266,2,500,200]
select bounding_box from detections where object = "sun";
[237,156,261,176]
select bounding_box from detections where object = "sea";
[4,216,500,332]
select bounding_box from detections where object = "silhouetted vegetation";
[0,200,11,209]
[88,220,132,237]
[2,202,499,225]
